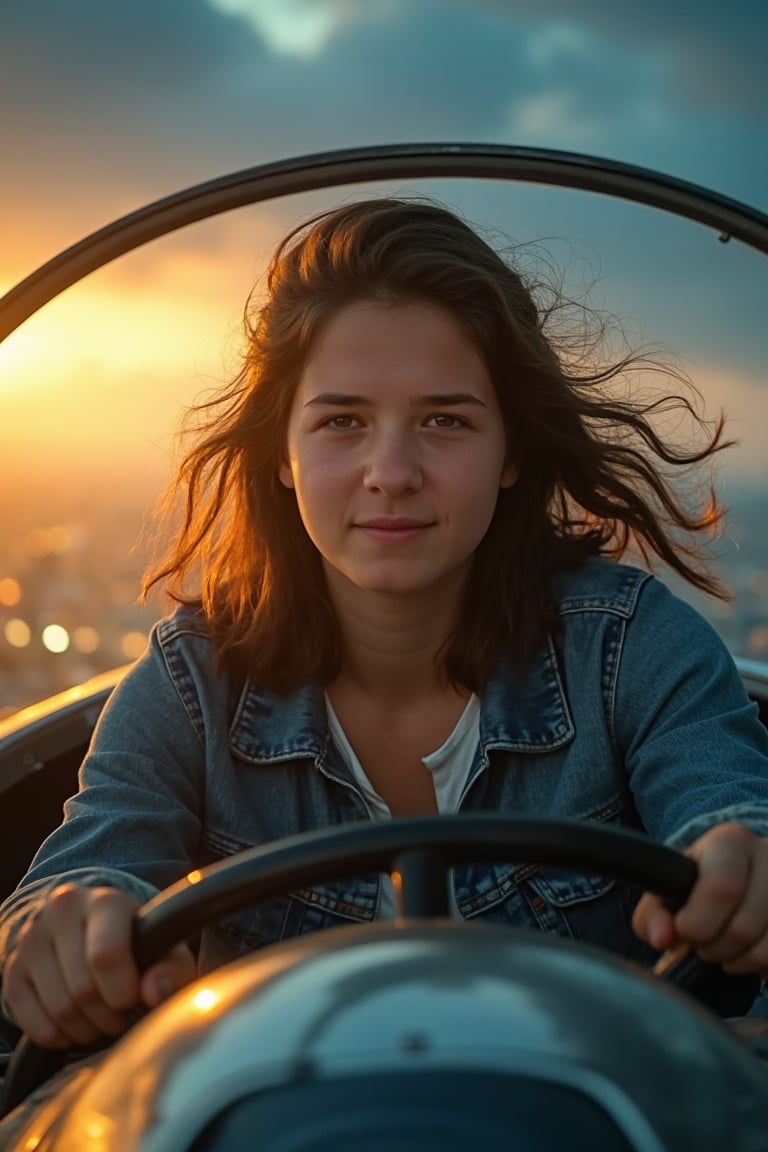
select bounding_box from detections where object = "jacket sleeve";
[613,575,768,849]
[0,615,211,986]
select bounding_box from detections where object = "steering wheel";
[1,814,700,1115]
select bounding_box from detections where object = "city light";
[73,626,100,654]
[0,577,21,607]
[41,624,71,654]
[25,525,73,558]
[121,631,148,660]
[4,618,31,648]
[748,625,768,656]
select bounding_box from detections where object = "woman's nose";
[363,429,423,494]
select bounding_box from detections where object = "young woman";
[2,197,768,1054]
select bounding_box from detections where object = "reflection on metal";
[735,656,768,697]
[40,923,768,1150]
[2,142,768,343]
[0,665,128,788]
[191,987,221,1014]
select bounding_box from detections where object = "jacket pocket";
[523,868,625,942]
[458,857,643,961]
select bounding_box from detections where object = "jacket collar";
[480,634,574,752]
[229,631,574,766]
[227,559,654,765]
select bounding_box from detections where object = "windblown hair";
[143,197,731,692]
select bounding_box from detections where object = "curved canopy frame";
[2,142,768,343]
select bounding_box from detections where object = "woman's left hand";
[633,822,768,977]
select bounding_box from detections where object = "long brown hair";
[143,197,731,691]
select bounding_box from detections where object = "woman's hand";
[2,883,196,1049]
[633,822,768,976]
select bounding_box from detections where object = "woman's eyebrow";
[415,392,488,408]
[305,392,366,407]
[305,391,488,408]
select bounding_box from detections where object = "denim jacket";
[3,557,768,980]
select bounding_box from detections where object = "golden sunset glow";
[0,218,283,482]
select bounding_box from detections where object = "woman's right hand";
[2,882,197,1049]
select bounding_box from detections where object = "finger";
[2,948,72,1049]
[17,930,105,1049]
[43,885,133,1041]
[82,889,142,1015]
[140,944,197,1009]
[3,974,72,1049]
[698,842,768,968]
[674,825,752,946]
[631,894,678,951]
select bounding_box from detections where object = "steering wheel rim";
[132,814,697,965]
[2,815,699,1115]
[2,141,768,346]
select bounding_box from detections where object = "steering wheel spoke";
[392,848,452,919]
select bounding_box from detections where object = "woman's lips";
[355,519,433,543]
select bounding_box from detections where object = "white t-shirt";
[325,693,481,917]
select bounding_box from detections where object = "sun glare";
[0,323,44,390]
[0,229,277,471]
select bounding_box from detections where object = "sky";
[1,0,767,492]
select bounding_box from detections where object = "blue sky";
[2,0,765,250]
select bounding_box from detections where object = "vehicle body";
[1,144,768,1148]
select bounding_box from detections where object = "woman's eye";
[426,414,467,429]
[324,414,361,429]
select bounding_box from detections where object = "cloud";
[1,0,764,376]
[476,0,768,115]
[0,0,535,276]
[3,0,764,239]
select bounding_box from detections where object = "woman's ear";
[499,460,519,489]
[278,458,295,489]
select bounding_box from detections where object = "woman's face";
[279,300,518,604]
